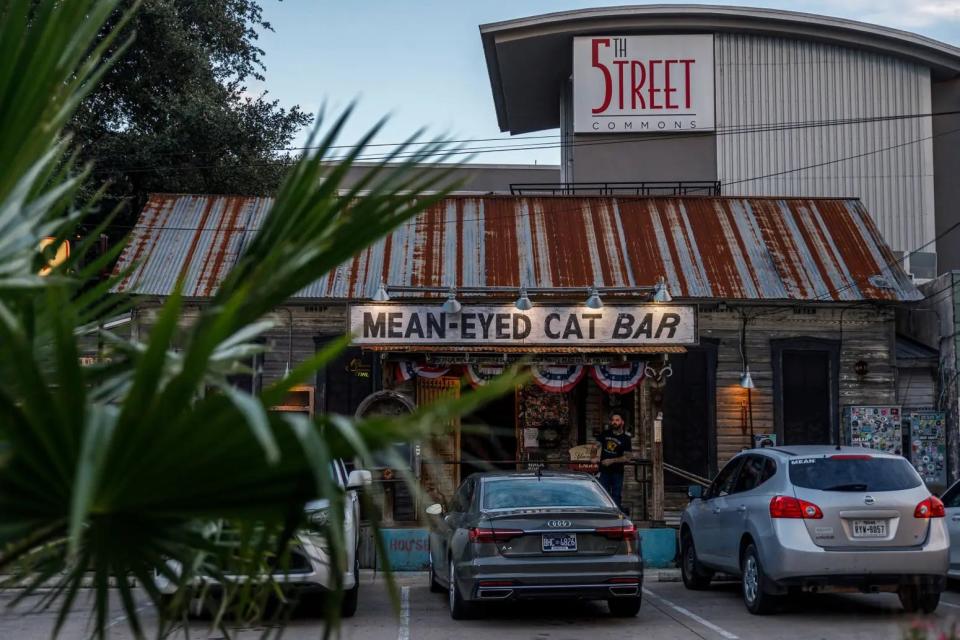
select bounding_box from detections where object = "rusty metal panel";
[112,194,921,303]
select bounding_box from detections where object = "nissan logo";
[864,495,876,505]
[546,520,571,528]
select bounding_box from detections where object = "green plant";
[0,1,520,637]
[904,620,959,640]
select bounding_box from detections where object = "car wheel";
[429,552,444,593]
[608,595,642,617]
[680,532,713,590]
[899,586,940,614]
[448,559,473,620]
[741,543,777,615]
[341,557,360,618]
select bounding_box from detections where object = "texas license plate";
[852,519,887,538]
[542,533,577,552]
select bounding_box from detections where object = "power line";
[96,123,960,234]
[89,108,960,176]
[84,107,960,162]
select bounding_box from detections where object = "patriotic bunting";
[532,365,586,393]
[466,363,508,388]
[394,360,451,383]
[590,362,646,394]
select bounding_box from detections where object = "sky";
[249,1,960,165]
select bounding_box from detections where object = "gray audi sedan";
[680,445,948,615]
[426,471,643,619]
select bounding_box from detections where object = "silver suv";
[680,445,948,614]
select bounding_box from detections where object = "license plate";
[852,519,887,538]
[542,533,577,552]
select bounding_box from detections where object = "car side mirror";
[425,503,443,516]
[347,469,373,490]
[687,484,704,500]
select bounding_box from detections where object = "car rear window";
[788,456,922,492]
[482,478,613,510]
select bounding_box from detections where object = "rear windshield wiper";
[821,483,869,491]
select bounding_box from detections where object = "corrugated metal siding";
[715,34,936,258]
[112,194,922,303]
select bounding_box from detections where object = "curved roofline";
[480,4,960,133]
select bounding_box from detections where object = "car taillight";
[596,522,637,540]
[769,495,823,519]
[914,496,945,518]
[830,454,872,460]
[468,528,523,543]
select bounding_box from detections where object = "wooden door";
[416,377,461,507]
[782,350,831,445]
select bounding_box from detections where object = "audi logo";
[546,520,571,528]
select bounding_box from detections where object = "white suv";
[157,459,372,617]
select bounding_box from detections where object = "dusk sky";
[251,1,960,165]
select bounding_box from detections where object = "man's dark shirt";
[597,429,632,474]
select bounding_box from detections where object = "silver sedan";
[426,471,643,619]
[680,445,948,614]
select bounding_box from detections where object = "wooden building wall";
[131,301,900,522]
[701,305,896,466]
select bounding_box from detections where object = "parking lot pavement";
[3,572,960,639]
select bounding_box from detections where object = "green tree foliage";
[73,0,311,227]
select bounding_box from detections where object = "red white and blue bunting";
[466,363,508,388]
[394,360,451,383]
[532,365,586,393]
[590,362,646,394]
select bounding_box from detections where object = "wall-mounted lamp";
[652,276,672,303]
[442,287,462,314]
[372,280,390,302]
[739,366,755,389]
[585,286,603,309]
[515,287,533,311]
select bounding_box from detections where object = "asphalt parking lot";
[3,571,959,639]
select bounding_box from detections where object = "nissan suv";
[680,446,948,614]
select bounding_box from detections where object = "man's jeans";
[598,469,625,510]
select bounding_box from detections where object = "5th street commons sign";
[349,305,697,347]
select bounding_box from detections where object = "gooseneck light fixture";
[442,287,462,314]
[372,280,390,302]
[652,276,672,303]
[514,287,533,311]
[585,286,604,309]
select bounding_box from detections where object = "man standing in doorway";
[594,411,632,511]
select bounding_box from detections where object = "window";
[788,457,922,492]
[452,479,474,513]
[942,483,960,509]
[481,478,613,510]
[707,458,744,499]
[732,455,767,494]
[759,458,777,484]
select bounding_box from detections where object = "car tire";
[448,559,474,620]
[341,558,360,618]
[429,553,444,593]
[608,595,642,617]
[680,532,713,590]
[741,543,777,615]
[899,586,940,614]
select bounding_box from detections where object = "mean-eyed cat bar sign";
[349,304,697,346]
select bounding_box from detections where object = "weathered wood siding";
[897,368,937,409]
[702,306,896,465]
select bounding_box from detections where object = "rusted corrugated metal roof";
[113,194,921,303]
